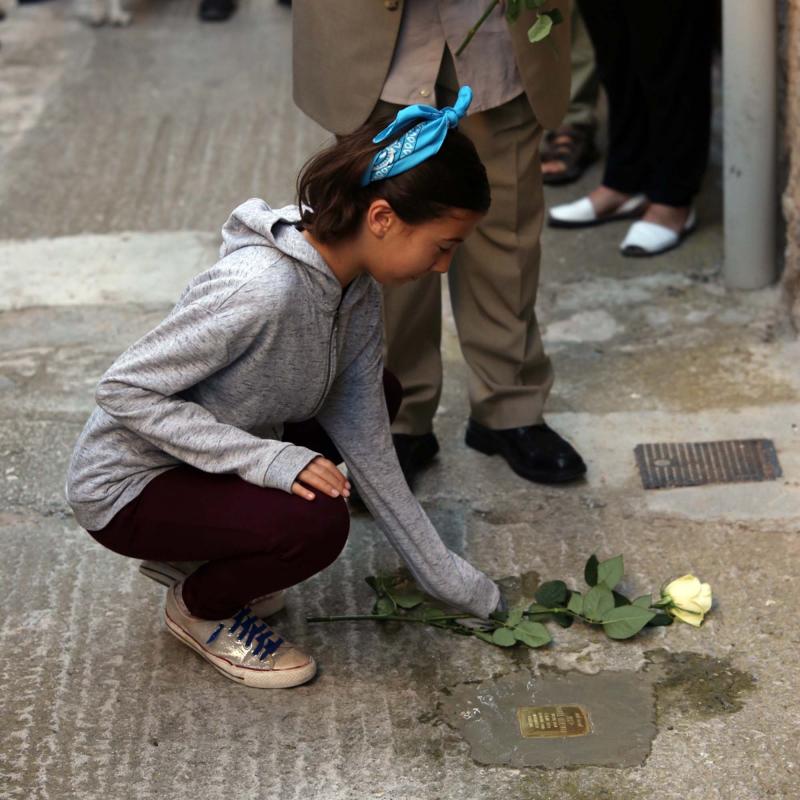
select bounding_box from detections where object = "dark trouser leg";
[625,0,713,206]
[578,0,649,194]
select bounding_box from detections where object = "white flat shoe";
[620,209,697,257]
[548,193,647,228]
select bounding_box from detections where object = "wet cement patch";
[646,649,757,721]
[494,570,542,607]
[438,651,756,769]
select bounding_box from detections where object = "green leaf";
[646,612,674,628]
[374,596,396,617]
[527,14,553,43]
[492,627,517,647]
[584,554,599,587]
[422,606,445,622]
[583,584,615,621]
[544,8,564,25]
[506,606,525,628]
[633,594,653,608]
[613,590,631,607]
[392,590,424,609]
[513,620,551,648]
[535,580,567,607]
[601,605,656,640]
[474,631,497,644]
[567,591,584,615]
[597,555,624,590]
[515,619,546,635]
[506,0,521,23]
[365,575,383,594]
[526,0,547,8]
[551,612,573,629]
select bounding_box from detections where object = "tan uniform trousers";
[376,56,552,435]
[563,5,600,131]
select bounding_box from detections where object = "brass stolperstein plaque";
[516,705,592,739]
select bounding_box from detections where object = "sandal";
[620,209,697,257]
[541,126,599,186]
[548,193,648,229]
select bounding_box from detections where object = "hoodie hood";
[220,198,316,264]
[219,197,370,312]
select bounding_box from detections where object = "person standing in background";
[549,0,714,257]
[541,5,600,186]
[292,0,587,491]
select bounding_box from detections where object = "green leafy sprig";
[455,0,565,57]
[306,555,676,650]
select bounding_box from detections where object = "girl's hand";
[291,457,351,501]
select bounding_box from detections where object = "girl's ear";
[366,199,396,239]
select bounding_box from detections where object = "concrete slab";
[0,305,166,418]
[0,232,218,309]
[0,1,327,240]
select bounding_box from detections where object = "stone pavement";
[1,4,799,799]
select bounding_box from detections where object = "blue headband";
[360,85,473,186]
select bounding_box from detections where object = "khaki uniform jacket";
[292,0,572,134]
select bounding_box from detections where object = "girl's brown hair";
[296,116,491,244]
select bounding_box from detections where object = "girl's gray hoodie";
[66,199,500,619]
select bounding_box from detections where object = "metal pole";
[722,0,777,289]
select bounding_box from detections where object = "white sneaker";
[548,193,647,228]
[164,582,316,689]
[620,209,697,257]
[139,560,285,618]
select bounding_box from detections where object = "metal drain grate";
[634,439,783,490]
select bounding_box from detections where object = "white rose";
[661,574,713,626]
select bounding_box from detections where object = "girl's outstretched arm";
[315,328,500,620]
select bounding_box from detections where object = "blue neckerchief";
[360,86,473,186]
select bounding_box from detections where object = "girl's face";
[362,201,484,285]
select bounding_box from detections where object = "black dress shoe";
[392,432,440,484]
[465,419,586,484]
[348,432,439,509]
[198,0,237,22]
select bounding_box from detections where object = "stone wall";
[780,0,800,331]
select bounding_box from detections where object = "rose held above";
[661,575,713,627]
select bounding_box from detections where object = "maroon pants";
[90,370,402,619]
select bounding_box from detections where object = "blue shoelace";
[205,607,284,661]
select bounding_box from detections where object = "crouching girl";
[66,87,503,689]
